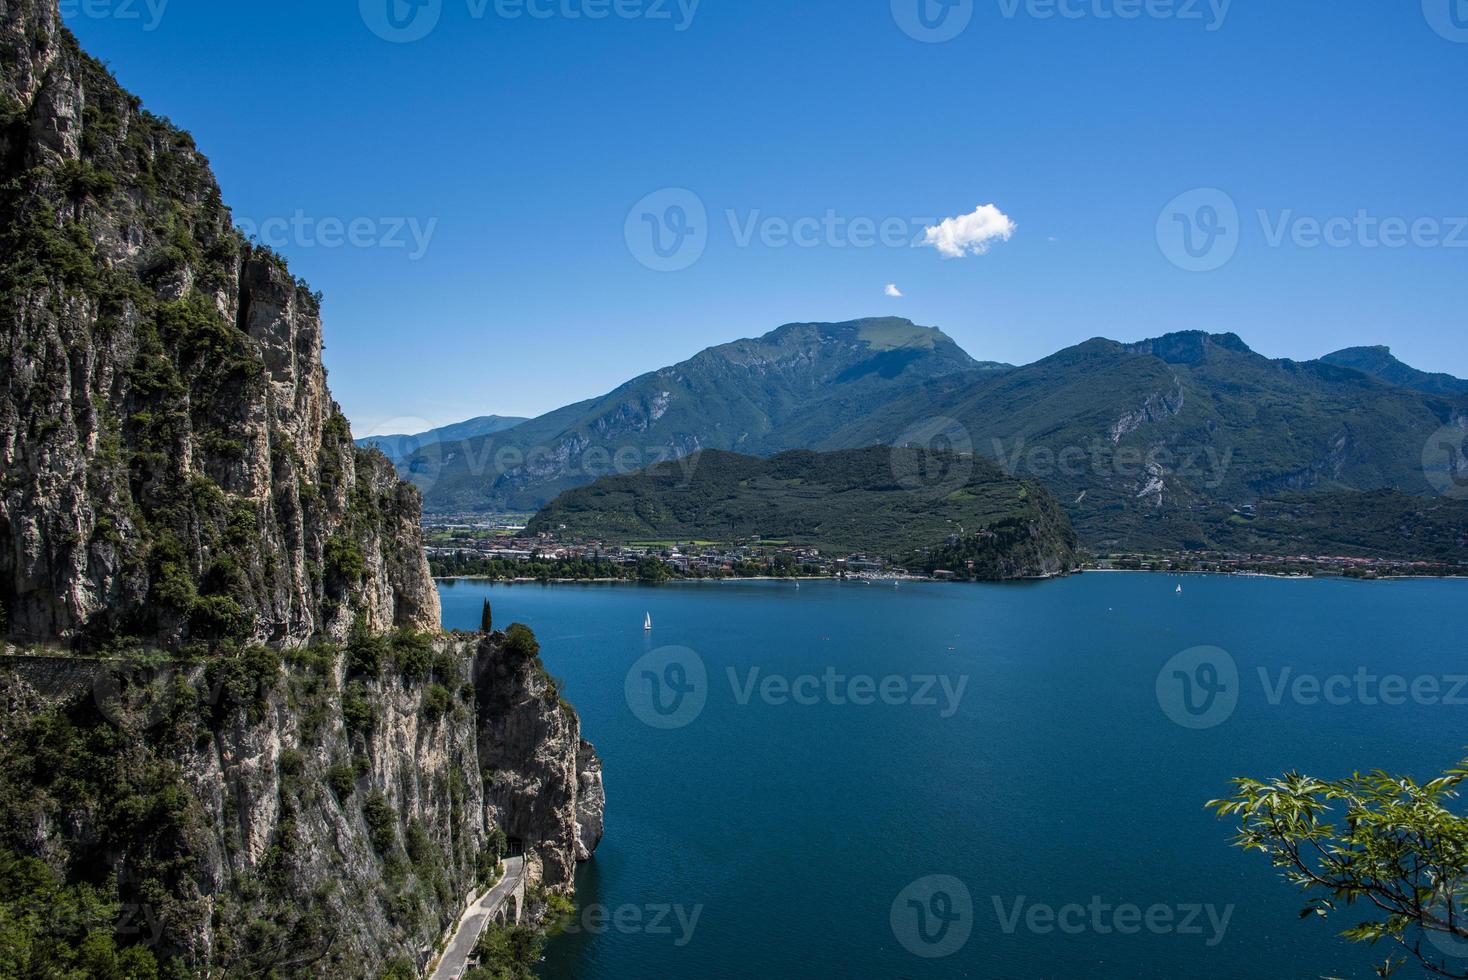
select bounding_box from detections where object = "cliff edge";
[0,2,602,975]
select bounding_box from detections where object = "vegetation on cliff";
[0,3,436,651]
[0,3,603,977]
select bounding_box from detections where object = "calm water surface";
[439,574,1466,979]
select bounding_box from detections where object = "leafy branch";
[1210,761,1468,978]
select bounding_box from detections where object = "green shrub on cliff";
[422,684,453,722]
[327,762,357,801]
[390,631,433,683]
[463,923,543,980]
[0,850,162,979]
[502,624,540,663]
[363,792,396,856]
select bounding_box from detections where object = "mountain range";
[403,317,1006,512]
[406,321,1468,556]
[356,414,528,465]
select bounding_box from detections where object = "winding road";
[429,855,526,980]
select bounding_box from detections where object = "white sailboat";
[1176,584,1184,595]
[644,613,653,632]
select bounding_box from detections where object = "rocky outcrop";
[472,631,596,889]
[575,740,607,861]
[1109,381,1186,444]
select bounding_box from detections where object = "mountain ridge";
[409,320,1465,557]
[1321,345,1468,397]
[406,316,998,512]
[357,414,530,465]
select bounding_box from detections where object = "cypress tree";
[480,599,493,634]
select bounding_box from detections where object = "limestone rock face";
[575,739,607,861]
[0,2,603,975]
[0,0,438,649]
[0,634,605,975]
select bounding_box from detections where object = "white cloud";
[921,204,1017,258]
[885,283,904,298]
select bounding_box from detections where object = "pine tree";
[480,599,493,634]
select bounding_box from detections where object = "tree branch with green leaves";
[1210,761,1468,978]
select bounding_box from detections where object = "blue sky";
[68,0,1468,435]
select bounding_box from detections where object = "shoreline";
[435,567,1468,586]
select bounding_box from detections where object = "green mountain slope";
[526,446,1079,577]
[825,332,1468,551]
[1203,491,1468,562]
[1320,346,1468,397]
[409,318,1005,513]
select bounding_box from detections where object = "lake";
[439,574,1466,979]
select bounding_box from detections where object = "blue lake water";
[439,574,1466,979]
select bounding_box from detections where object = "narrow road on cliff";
[430,855,526,980]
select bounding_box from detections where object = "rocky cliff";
[0,629,600,976]
[0,0,436,649]
[0,2,603,975]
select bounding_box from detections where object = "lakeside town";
[423,517,1468,583]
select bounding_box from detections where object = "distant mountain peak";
[1321,346,1468,397]
[753,317,962,353]
[1126,331,1255,365]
